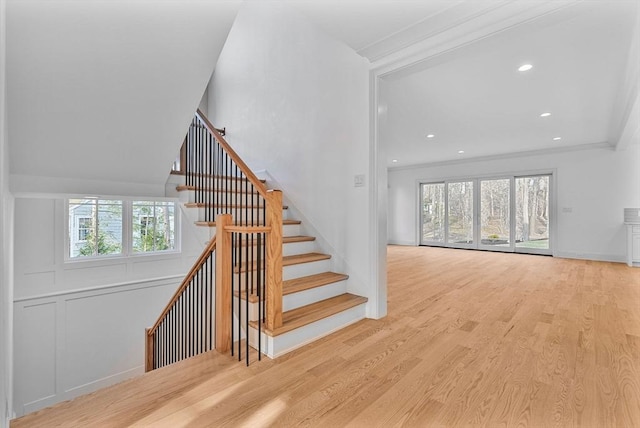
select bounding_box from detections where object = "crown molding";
[387,141,613,172]
[371,0,581,76]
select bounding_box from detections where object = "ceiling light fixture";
[518,64,533,72]
[392,159,398,163]
[540,112,551,117]
[553,137,562,141]
[426,134,435,138]
[458,150,465,154]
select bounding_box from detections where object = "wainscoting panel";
[13,302,57,414]
[13,276,179,417]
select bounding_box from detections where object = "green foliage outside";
[78,229,122,256]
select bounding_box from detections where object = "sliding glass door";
[420,174,552,255]
[479,178,511,250]
[447,181,474,248]
[421,183,445,245]
[515,175,550,254]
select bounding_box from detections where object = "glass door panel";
[480,178,511,249]
[447,181,474,246]
[516,175,550,254]
[420,183,445,245]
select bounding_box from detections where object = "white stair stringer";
[247,301,367,358]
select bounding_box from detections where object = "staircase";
[175,171,368,358]
[146,110,367,369]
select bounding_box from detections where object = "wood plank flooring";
[12,246,640,427]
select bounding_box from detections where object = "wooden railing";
[145,110,283,370]
[145,238,217,371]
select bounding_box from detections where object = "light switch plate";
[354,174,365,187]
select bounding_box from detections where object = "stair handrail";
[195,109,268,198]
[146,110,284,371]
[148,237,216,335]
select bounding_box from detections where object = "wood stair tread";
[283,252,331,266]
[235,252,330,273]
[249,293,368,337]
[217,235,315,248]
[234,271,348,302]
[184,202,288,209]
[284,272,348,294]
[195,219,301,227]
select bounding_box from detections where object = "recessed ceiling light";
[553,137,562,141]
[458,150,465,154]
[426,134,435,139]
[392,159,398,163]
[518,64,533,72]
[540,112,551,117]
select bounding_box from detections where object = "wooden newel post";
[145,328,153,372]
[215,214,233,352]
[266,190,283,331]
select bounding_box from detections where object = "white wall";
[0,0,14,424]
[388,145,640,262]
[11,195,203,416]
[209,3,378,315]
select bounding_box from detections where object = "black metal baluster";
[230,233,234,357]
[257,232,262,361]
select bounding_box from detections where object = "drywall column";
[0,0,15,424]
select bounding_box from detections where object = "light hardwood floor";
[12,246,640,427]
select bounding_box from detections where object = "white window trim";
[64,197,181,263]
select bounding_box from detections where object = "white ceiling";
[7,0,639,183]
[291,0,639,168]
[7,0,241,189]
[377,1,639,167]
[288,0,464,59]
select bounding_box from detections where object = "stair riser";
[203,223,301,239]
[231,259,332,287]
[178,189,261,204]
[201,238,315,260]
[191,207,287,222]
[236,279,349,321]
[282,240,316,257]
[247,302,367,358]
[283,280,347,312]
[284,259,332,280]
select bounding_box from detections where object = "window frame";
[131,200,178,254]
[417,170,555,256]
[65,197,181,262]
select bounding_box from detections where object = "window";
[420,173,552,255]
[421,183,445,244]
[447,181,474,245]
[77,217,92,241]
[67,199,178,260]
[132,201,176,253]
[68,199,123,258]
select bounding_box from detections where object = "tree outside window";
[132,201,175,253]
[68,199,123,258]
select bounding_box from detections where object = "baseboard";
[387,240,416,246]
[64,366,142,396]
[555,251,626,264]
